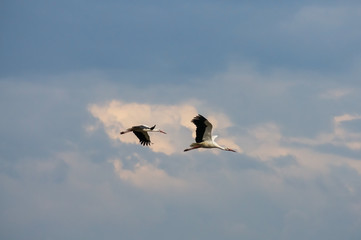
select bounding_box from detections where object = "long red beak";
[227,148,236,152]
[160,130,167,134]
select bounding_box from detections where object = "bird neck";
[213,141,224,150]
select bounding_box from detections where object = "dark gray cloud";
[2,1,361,80]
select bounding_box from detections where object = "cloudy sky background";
[1,1,361,239]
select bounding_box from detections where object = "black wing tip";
[140,140,151,146]
[150,125,156,130]
[191,114,208,124]
[133,131,151,146]
[192,114,202,120]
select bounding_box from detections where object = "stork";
[120,125,166,146]
[184,114,236,152]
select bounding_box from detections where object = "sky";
[1,1,361,239]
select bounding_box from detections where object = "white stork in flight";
[184,114,236,152]
[120,125,166,146]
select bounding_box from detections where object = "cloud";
[334,114,361,150]
[88,100,240,155]
[1,78,361,239]
[289,113,361,151]
[334,113,361,125]
[319,88,354,100]
[3,1,361,239]
[110,157,187,193]
[239,123,289,161]
[235,117,361,181]
[286,6,358,29]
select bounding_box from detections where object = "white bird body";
[189,136,220,148]
[120,124,166,146]
[184,114,236,152]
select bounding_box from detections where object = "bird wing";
[133,131,151,146]
[212,135,218,141]
[132,125,151,131]
[192,114,213,143]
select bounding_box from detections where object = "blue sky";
[1,1,361,239]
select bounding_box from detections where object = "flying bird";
[184,114,236,152]
[120,125,166,146]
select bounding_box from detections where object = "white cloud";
[110,158,187,193]
[319,88,353,100]
[334,113,361,125]
[240,123,289,161]
[333,114,361,150]
[88,100,241,155]
[289,113,361,151]
[236,118,361,179]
